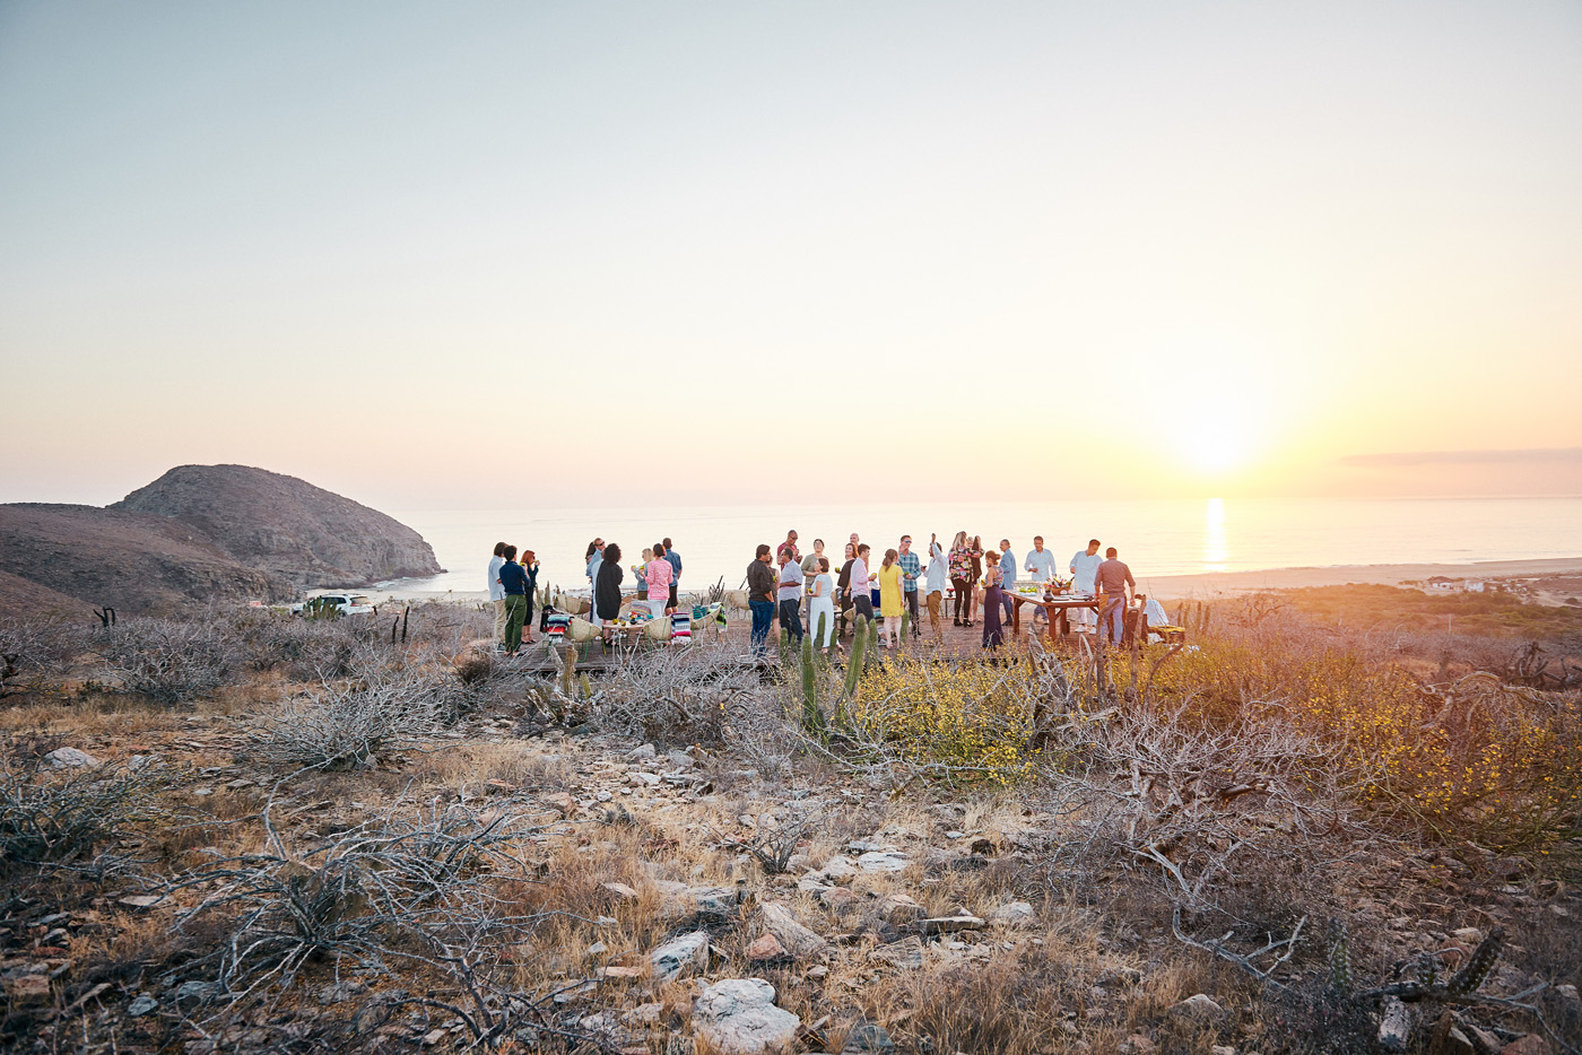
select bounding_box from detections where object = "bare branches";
[160,790,558,1044]
[1171,905,1304,992]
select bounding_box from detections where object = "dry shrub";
[593,644,763,747]
[162,794,557,1044]
[93,616,235,702]
[235,609,366,680]
[0,619,82,700]
[1114,621,1582,857]
[0,744,175,869]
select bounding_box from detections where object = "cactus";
[1327,918,1352,995]
[578,672,592,700]
[899,610,910,645]
[561,645,577,698]
[800,634,825,736]
[1448,927,1504,995]
[815,612,828,655]
[844,616,868,696]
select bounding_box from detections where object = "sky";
[2,0,1579,511]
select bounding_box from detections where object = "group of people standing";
[487,542,540,654]
[586,536,682,642]
[487,527,1147,658]
[743,529,1142,655]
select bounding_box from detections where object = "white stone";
[820,856,858,883]
[44,747,100,768]
[1172,994,1227,1019]
[856,851,908,873]
[649,929,709,980]
[692,978,800,1054]
[987,901,1036,926]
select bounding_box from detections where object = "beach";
[1142,555,1582,601]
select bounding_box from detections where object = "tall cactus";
[800,634,824,736]
[899,610,910,645]
[815,612,828,655]
[844,616,868,696]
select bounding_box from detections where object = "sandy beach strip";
[1142,556,1582,600]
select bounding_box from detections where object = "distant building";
[1426,576,1456,591]
[1465,580,1486,593]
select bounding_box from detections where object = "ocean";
[378,496,1582,598]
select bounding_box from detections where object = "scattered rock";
[44,747,100,768]
[1499,1037,1551,1055]
[601,882,639,901]
[1555,983,1580,1015]
[623,1002,665,1027]
[759,900,829,959]
[878,893,924,925]
[1427,1011,1475,1055]
[5,974,51,1003]
[603,965,644,980]
[541,792,578,817]
[987,901,1035,926]
[692,978,799,1055]
[1212,1047,1235,1055]
[173,981,215,1007]
[856,851,908,873]
[1451,927,1485,945]
[820,856,858,884]
[650,930,710,981]
[1118,1034,1156,1054]
[841,1019,896,1053]
[224,778,254,790]
[127,994,158,1016]
[920,913,985,934]
[747,933,788,961]
[870,936,924,970]
[1172,994,1227,1019]
[118,895,164,910]
[625,744,656,760]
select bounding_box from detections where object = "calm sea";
[377,497,1582,598]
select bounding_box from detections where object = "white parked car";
[289,593,377,617]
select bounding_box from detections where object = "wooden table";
[1008,592,1101,639]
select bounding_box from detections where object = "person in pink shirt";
[645,541,674,619]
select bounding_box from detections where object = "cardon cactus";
[800,635,824,735]
[844,616,868,696]
[899,610,910,644]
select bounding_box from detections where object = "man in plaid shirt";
[897,535,922,638]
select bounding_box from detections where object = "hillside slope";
[111,465,442,588]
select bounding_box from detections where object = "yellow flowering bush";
[1112,638,1582,854]
[845,658,1038,786]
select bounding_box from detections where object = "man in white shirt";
[488,542,507,645]
[848,544,872,623]
[1025,536,1058,581]
[776,548,805,643]
[925,535,948,642]
[1069,538,1103,630]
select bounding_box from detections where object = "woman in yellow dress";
[875,547,905,648]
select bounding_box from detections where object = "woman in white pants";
[808,557,836,652]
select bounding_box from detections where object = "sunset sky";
[2,1,1579,511]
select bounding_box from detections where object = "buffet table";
[1007,592,1101,639]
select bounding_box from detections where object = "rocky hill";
[112,465,442,589]
[0,466,442,617]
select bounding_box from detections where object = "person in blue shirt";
[998,539,1018,629]
[499,545,531,654]
[662,536,682,609]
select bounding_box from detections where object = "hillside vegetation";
[0,594,1577,1054]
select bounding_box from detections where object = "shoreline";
[1141,555,1582,600]
[372,555,1582,606]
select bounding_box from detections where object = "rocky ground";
[1,596,1579,1054]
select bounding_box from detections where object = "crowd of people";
[485,528,1160,658]
[741,529,1147,657]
